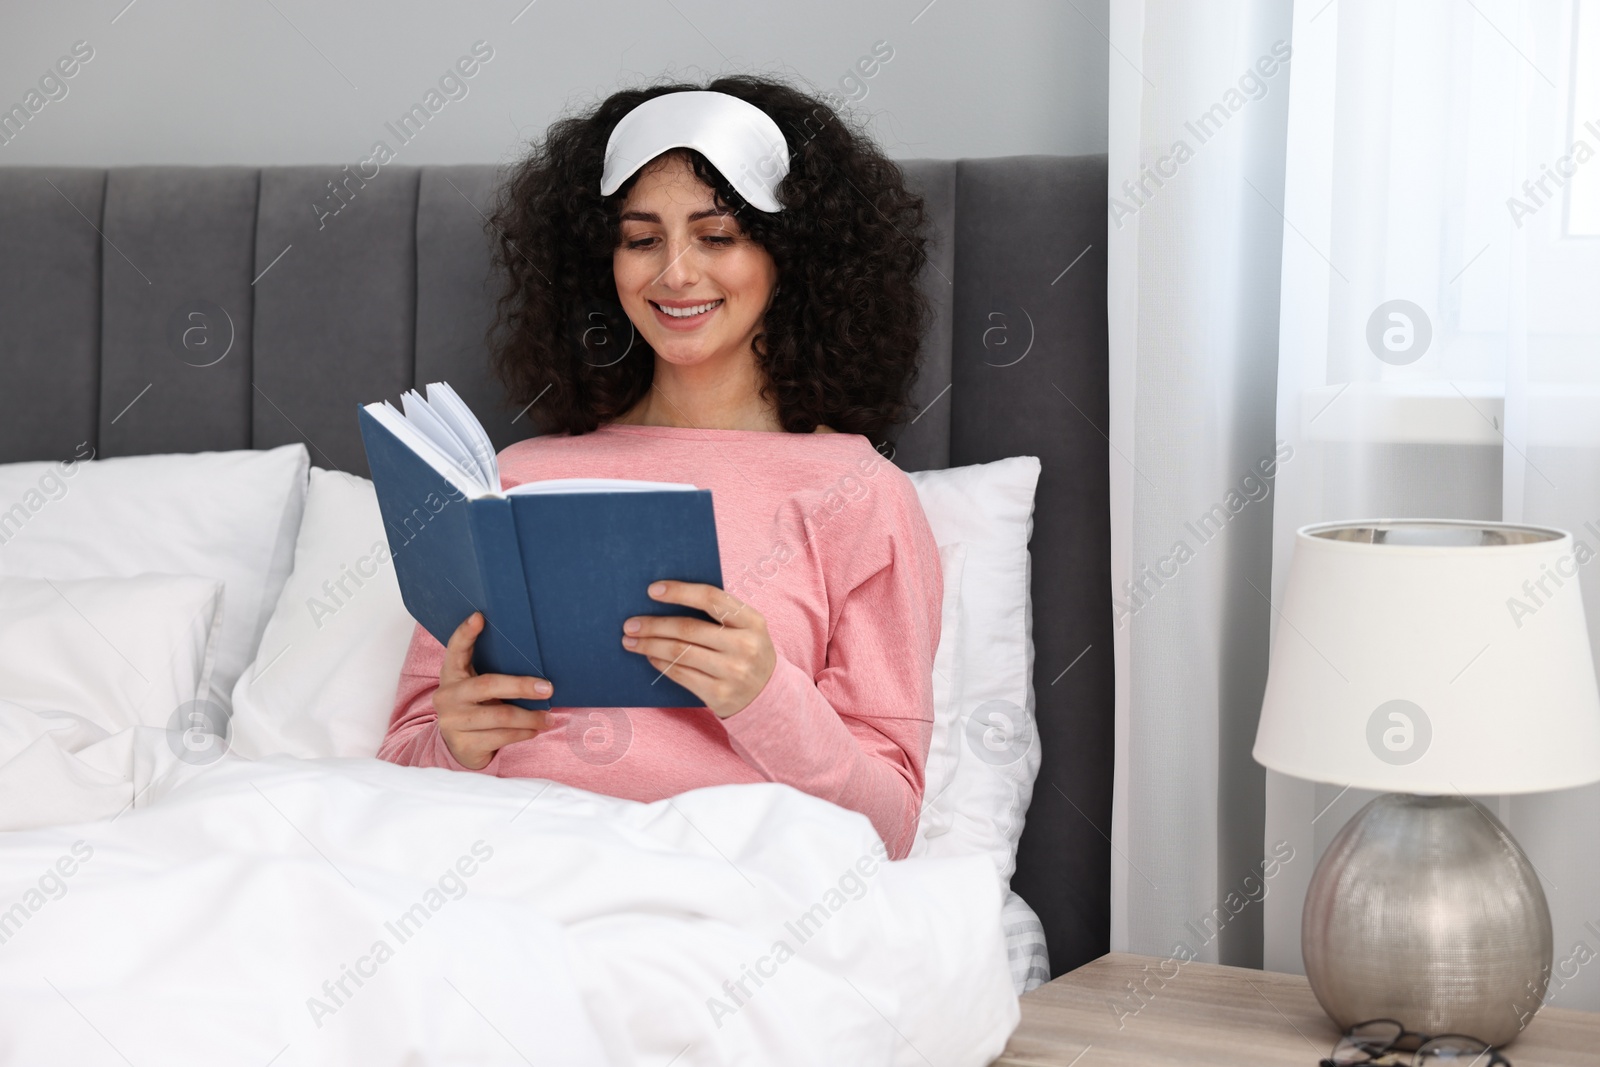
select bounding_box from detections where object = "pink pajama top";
[376,423,942,859]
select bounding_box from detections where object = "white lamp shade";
[1253,520,1600,794]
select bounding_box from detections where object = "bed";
[0,155,1110,1065]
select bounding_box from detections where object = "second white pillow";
[906,455,1042,888]
[230,469,416,760]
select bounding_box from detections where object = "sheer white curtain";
[1107,0,1294,963]
[1265,0,1600,1010]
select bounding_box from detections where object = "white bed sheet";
[0,715,1019,1066]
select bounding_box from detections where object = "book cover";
[358,398,723,710]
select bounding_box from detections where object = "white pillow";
[906,456,1042,888]
[0,574,223,732]
[230,468,415,759]
[0,444,309,711]
[916,541,968,844]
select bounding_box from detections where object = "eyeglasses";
[1321,1019,1512,1066]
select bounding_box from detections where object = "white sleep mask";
[599,90,790,213]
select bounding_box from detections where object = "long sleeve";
[720,539,940,860]
[376,623,507,775]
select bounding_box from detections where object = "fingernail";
[624,618,640,633]
[623,636,638,649]
[649,582,666,596]
[534,681,551,695]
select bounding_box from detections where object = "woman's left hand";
[622,581,776,719]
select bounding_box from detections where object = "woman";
[377,75,941,859]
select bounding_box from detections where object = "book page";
[400,390,482,484]
[504,478,699,495]
[425,382,499,489]
[362,401,491,499]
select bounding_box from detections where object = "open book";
[357,383,723,709]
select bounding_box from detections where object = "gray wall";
[0,0,1107,166]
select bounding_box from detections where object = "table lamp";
[1253,519,1600,1046]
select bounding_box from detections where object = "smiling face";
[612,152,779,375]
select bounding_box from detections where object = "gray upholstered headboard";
[0,156,1110,977]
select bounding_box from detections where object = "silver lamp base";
[1302,793,1552,1047]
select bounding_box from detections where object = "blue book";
[356,383,723,710]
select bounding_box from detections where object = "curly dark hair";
[485,74,933,449]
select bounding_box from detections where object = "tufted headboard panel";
[0,156,1111,977]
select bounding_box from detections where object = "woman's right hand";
[435,611,555,770]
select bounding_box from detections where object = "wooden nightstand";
[991,952,1599,1066]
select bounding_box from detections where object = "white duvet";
[0,711,1018,1066]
